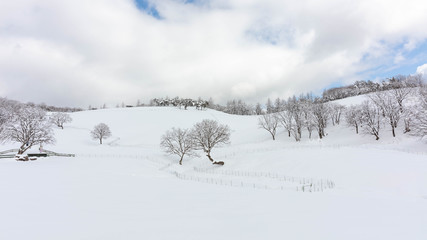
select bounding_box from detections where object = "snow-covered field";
[1,106,427,240]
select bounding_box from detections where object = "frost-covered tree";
[266,98,273,114]
[4,106,55,154]
[369,91,401,137]
[360,101,382,140]
[161,128,197,165]
[329,103,345,126]
[255,103,263,115]
[0,100,15,140]
[345,105,363,134]
[278,109,293,138]
[410,87,427,137]
[50,112,72,129]
[225,99,253,115]
[390,86,413,113]
[274,98,284,113]
[258,113,280,140]
[311,102,329,139]
[91,123,112,144]
[289,97,304,141]
[402,107,414,134]
[190,119,230,163]
[301,100,315,139]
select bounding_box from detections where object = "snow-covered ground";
[1,106,427,240]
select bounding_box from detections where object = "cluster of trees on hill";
[322,74,423,102]
[258,85,427,141]
[149,97,211,110]
[27,101,83,112]
[345,86,427,140]
[149,75,424,117]
[258,95,335,141]
[160,119,230,165]
[1,97,112,155]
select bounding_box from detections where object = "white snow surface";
[1,106,427,240]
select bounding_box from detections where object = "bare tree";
[278,110,292,138]
[369,91,401,137]
[360,101,382,140]
[345,105,363,134]
[50,112,72,129]
[300,99,315,139]
[255,103,263,115]
[290,97,305,141]
[311,102,329,139]
[258,113,280,140]
[410,86,427,137]
[4,107,55,154]
[274,98,284,113]
[190,119,230,163]
[91,123,112,144]
[161,128,197,165]
[329,103,346,126]
[390,86,413,113]
[266,98,273,114]
[0,103,13,141]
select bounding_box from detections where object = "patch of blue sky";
[245,24,295,47]
[134,0,162,19]
[323,81,344,90]
[184,0,209,5]
[359,40,427,80]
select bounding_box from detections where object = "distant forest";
[149,74,424,116]
[1,73,424,115]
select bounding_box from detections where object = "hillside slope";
[0,106,426,240]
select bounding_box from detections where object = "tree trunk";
[288,130,291,137]
[271,133,275,140]
[179,155,183,165]
[404,119,410,133]
[100,138,102,144]
[18,144,31,154]
[206,152,214,162]
[355,124,359,134]
[390,118,396,137]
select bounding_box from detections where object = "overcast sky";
[1,0,427,108]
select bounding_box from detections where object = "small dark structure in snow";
[213,161,224,165]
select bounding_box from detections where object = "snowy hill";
[1,105,427,240]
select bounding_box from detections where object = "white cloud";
[1,0,427,107]
[416,63,427,77]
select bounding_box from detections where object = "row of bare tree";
[259,86,427,141]
[345,87,427,140]
[258,95,338,141]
